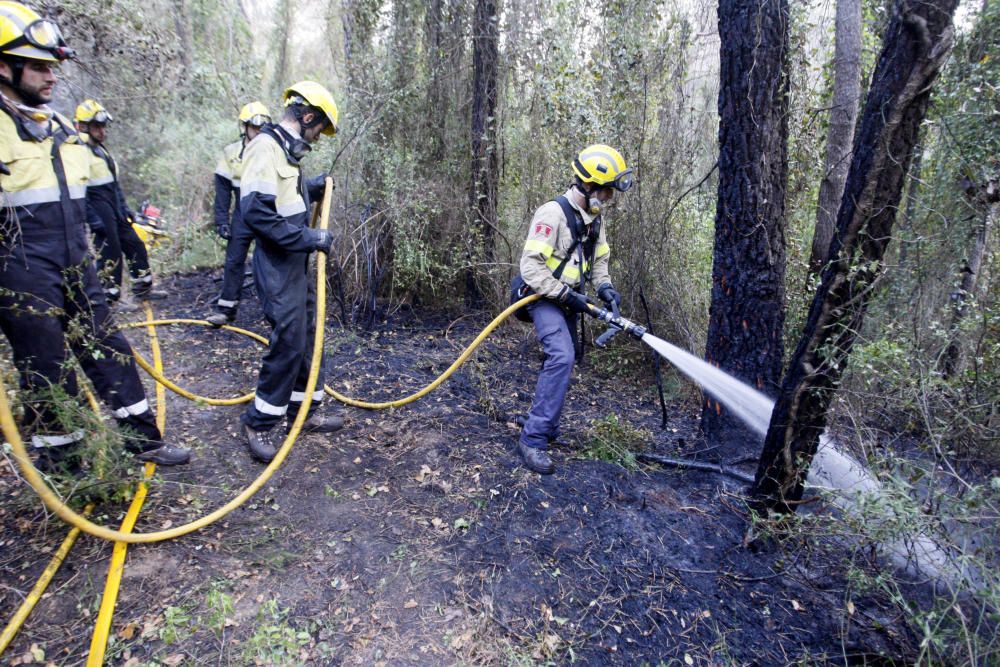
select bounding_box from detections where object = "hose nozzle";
[587,304,646,345]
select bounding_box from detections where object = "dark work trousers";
[241,248,326,431]
[216,216,255,315]
[93,211,150,299]
[0,243,162,451]
[519,300,576,450]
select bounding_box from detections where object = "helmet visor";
[244,113,270,127]
[612,168,634,192]
[91,109,112,124]
[24,20,63,49]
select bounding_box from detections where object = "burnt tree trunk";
[466,0,499,308]
[808,0,863,277]
[753,0,960,512]
[701,0,790,446]
[941,197,996,378]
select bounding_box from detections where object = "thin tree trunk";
[753,0,960,512]
[701,0,790,447]
[466,0,499,308]
[808,0,862,277]
[941,199,996,378]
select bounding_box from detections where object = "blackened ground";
[0,269,919,665]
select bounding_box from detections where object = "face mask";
[587,196,602,216]
[287,137,311,162]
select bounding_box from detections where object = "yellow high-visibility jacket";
[0,108,92,261]
[519,188,611,299]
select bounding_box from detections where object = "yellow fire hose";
[87,302,166,665]
[0,503,94,654]
[0,178,334,545]
[0,382,103,652]
[121,293,542,410]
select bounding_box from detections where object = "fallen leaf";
[847,600,856,615]
[684,653,694,665]
[404,599,418,609]
[117,622,138,639]
[791,599,803,612]
[30,644,44,662]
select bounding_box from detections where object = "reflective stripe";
[254,396,288,416]
[523,239,554,257]
[215,167,233,179]
[31,430,85,449]
[113,399,150,419]
[231,178,241,188]
[240,179,277,198]
[217,298,238,308]
[595,243,610,258]
[134,274,153,284]
[276,200,307,217]
[1,186,61,206]
[545,255,583,282]
[290,390,325,402]
[68,184,87,200]
[88,173,115,187]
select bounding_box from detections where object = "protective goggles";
[610,168,634,192]
[88,110,112,124]
[242,114,270,127]
[7,19,75,60]
[575,159,635,193]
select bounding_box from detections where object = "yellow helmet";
[283,81,339,136]
[0,1,73,62]
[74,99,112,124]
[238,100,270,127]
[572,144,634,192]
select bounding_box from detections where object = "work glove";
[217,223,231,240]
[311,229,334,254]
[558,286,591,314]
[597,283,622,309]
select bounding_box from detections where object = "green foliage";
[240,598,312,665]
[582,413,650,469]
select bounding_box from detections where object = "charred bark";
[941,197,996,378]
[753,0,960,512]
[466,0,499,308]
[702,0,790,446]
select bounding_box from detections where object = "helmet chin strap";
[1,59,47,107]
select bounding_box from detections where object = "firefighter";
[75,99,167,303]
[205,101,271,327]
[238,81,343,462]
[513,144,632,474]
[0,2,190,469]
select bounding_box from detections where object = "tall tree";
[808,0,863,277]
[753,0,960,512]
[466,0,500,307]
[702,0,790,445]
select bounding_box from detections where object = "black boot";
[135,442,191,466]
[517,441,554,474]
[243,424,281,463]
[34,443,82,475]
[205,311,235,327]
[292,412,345,435]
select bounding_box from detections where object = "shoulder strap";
[550,195,582,281]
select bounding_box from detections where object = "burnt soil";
[0,269,921,666]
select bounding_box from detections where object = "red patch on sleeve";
[534,223,553,238]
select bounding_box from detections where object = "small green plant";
[159,604,192,645]
[582,414,651,469]
[204,582,235,637]
[240,598,312,665]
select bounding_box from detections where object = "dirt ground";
[1,269,923,666]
